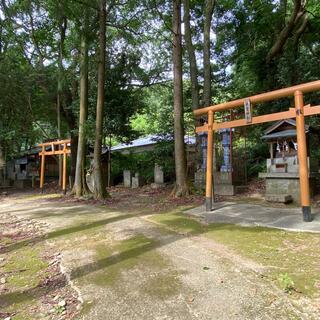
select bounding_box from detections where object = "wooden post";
[205,111,214,211]
[295,90,312,222]
[269,143,274,166]
[40,146,45,193]
[59,145,63,188]
[62,143,67,195]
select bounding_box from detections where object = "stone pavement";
[186,202,320,233]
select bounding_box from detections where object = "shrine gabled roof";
[263,119,309,135]
[262,129,299,140]
[262,119,310,140]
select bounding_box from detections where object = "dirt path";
[0,193,316,319]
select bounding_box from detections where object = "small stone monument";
[153,164,165,188]
[132,172,142,188]
[214,129,235,196]
[123,170,132,188]
[194,133,207,190]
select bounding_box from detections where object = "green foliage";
[111,152,154,184]
[103,51,146,142]
[1,0,320,179]
[111,138,176,184]
[153,139,175,179]
[245,131,269,177]
[279,273,296,294]
[131,85,175,136]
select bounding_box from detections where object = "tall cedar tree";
[93,0,108,199]
[172,0,189,197]
[183,0,199,111]
[203,0,215,107]
[73,10,90,197]
[57,8,67,187]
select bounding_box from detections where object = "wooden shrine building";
[259,119,319,203]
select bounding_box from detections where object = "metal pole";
[295,90,312,222]
[205,111,214,211]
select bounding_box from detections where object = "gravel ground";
[0,192,317,320]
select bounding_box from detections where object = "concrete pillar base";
[205,197,212,212]
[302,206,312,222]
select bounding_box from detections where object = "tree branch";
[266,0,305,63]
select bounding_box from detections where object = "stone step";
[235,185,249,194]
[265,194,293,204]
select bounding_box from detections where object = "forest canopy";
[0,0,319,197]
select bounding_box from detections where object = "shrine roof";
[262,119,309,140]
[111,135,195,152]
[262,129,300,140]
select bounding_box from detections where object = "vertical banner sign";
[244,98,252,123]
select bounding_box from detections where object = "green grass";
[149,211,320,297]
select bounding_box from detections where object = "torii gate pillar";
[295,91,312,222]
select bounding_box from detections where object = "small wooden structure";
[259,119,319,203]
[194,80,320,222]
[6,150,39,188]
[38,139,71,193]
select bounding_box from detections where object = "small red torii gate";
[194,80,320,222]
[38,139,71,194]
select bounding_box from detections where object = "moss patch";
[78,300,94,317]
[142,272,181,299]
[74,234,182,299]
[1,290,36,318]
[12,314,34,320]
[4,246,48,289]
[0,245,49,319]
[205,224,320,297]
[0,236,14,245]
[150,211,203,235]
[90,235,166,284]
[148,211,320,298]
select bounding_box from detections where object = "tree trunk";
[57,99,62,186]
[291,13,308,85]
[172,0,188,197]
[73,18,90,197]
[203,0,215,107]
[183,0,199,111]
[0,143,5,184]
[57,16,66,187]
[93,0,107,200]
[183,0,203,187]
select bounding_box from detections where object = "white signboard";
[244,98,252,123]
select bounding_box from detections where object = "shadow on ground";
[0,212,277,309]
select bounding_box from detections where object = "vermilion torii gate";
[194,80,320,222]
[38,139,71,194]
